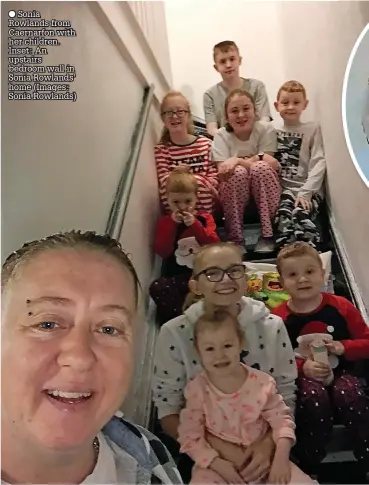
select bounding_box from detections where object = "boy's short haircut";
[213,40,239,61]
[166,166,198,194]
[276,242,322,275]
[277,80,307,101]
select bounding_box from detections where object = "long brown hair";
[224,89,256,132]
[159,91,195,145]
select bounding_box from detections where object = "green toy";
[247,272,290,309]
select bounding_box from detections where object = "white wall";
[276,2,369,310]
[165,0,309,122]
[2,1,142,258]
[166,1,369,309]
[127,1,172,85]
[119,108,162,420]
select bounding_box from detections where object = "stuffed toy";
[247,272,290,309]
[295,332,339,386]
[174,237,200,269]
[261,272,291,309]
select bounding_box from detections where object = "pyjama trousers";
[274,190,322,249]
[219,162,281,246]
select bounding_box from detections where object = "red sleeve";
[155,144,170,188]
[190,213,219,245]
[272,303,305,375]
[272,302,290,320]
[295,357,305,375]
[154,215,178,258]
[336,296,369,360]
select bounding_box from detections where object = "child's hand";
[303,359,331,379]
[325,340,345,355]
[182,212,195,227]
[268,458,291,484]
[171,211,183,224]
[238,157,253,170]
[210,457,244,484]
[218,158,238,181]
[295,197,312,211]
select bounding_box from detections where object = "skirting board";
[327,204,369,324]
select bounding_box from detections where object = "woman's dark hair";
[224,89,256,132]
[2,230,141,306]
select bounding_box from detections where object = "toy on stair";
[247,271,290,309]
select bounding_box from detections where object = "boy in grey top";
[273,80,327,249]
[204,41,271,137]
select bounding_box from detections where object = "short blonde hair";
[193,309,245,349]
[166,166,197,194]
[277,80,307,101]
[159,91,195,145]
[213,40,239,61]
[276,242,322,275]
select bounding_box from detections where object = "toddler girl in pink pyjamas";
[178,310,317,484]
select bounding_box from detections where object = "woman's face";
[226,94,255,135]
[1,249,137,451]
[190,246,247,308]
[161,95,190,136]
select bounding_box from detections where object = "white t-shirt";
[211,121,277,162]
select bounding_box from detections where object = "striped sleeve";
[155,144,171,189]
[156,137,219,213]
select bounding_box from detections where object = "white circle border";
[342,22,369,189]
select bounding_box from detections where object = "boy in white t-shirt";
[273,80,326,249]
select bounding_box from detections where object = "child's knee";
[250,160,270,175]
[222,165,249,189]
[233,164,250,179]
[298,377,329,407]
[332,376,366,409]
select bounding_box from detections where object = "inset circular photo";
[343,23,369,188]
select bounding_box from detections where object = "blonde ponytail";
[182,291,203,312]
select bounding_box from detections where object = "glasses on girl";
[162,109,188,119]
[194,264,246,282]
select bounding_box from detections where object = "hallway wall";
[276,2,369,310]
[2,0,171,422]
[165,0,288,121]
